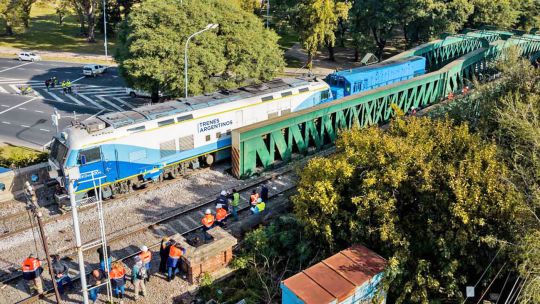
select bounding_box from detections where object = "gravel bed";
[0,163,297,303]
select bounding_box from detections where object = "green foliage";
[468,0,522,29]
[295,0,351,67]
[292,117,526,303]
[115,0,284,100]
[199,216,321,303]
[517,230,540,303]
[0,145,48,168]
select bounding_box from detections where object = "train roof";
[78,77,322,133]
[328,56,425,81]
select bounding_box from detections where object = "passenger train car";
[48,56,427,198]
[48,78,332,198]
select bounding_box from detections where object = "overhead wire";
[495,272,512,304]
[462,246,505,304]
[475,262,507,304]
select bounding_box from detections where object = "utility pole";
[24,181,62,303]
[103,0,108,60]
[184,24,219,98]
[266,0,270,29]
[67,169,90,304]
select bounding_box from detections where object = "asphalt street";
[0,58,151,149]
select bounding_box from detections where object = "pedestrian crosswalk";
[0,78,148,112]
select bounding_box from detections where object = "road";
[0,58,151,149]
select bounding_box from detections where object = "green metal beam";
[231,31,540,178]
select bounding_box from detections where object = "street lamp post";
[184,24,218,98]
[103,0,108,60]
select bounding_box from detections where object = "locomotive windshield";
[50,138,68,166]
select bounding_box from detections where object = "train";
[47,56,426,198]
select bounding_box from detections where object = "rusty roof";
[282,244,387,304]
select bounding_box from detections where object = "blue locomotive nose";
[331,87,344,100]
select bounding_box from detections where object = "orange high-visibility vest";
[22,257,41,273]
[169,246,183,259]
[109,267,125,279]
[139,251,151,263]
[216,208,228,221]
[201,214,215,228]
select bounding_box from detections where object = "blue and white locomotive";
[48,56,426,198]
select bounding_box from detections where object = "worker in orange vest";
[21,254,43,295]
[201,209,215,242]
[215,204,228,227]
[250,189,259,206]
[167,240,186,282]
[139,245,152,282]
[109,261,126,300]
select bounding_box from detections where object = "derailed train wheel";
[205,153,214,166]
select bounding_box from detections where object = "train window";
[78,147,101,164]
[299,87,309,93]
[179,135,194,151]
[127,126,145,133]
[261,95,273,102]
[158,119,175,127]
[281,91,292,97]
[216,132,222,139]
[206,135,211,142]
[159,140,176,158]
[176,114,193,122]
[321,90,330,100]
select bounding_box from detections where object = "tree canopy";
[115,0,284,101]
[292,116,526,302]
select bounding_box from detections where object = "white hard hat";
[257,198,262,203]
[220,190,227,196]
[216,204,223,209]
[140,245,148,252]
[205,209,211,214]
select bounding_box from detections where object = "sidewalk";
[0,47,115,65]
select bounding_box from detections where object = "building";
[281,245,387,304]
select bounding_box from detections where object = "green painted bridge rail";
[231,29,540,179]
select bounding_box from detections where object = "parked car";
[18,52,41,62]
[125,87,165,98]
[83,64,107,77]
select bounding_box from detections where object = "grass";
[0,144,47,168]
[0,3,116,55]
[277,28,300,50]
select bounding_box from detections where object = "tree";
[115,0,284,102]
[292,116,526,303]
[467,0,522,29]
[296,0,351,67]
[53,0,71,26]
[72,0,99,42]
[18,0,36,28]
[0,0,23,36]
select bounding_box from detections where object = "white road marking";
[78,94,105,109]
[21,124,30,128]
[2,121,10,124]
[9,84,21,94]
[71,76,85,83]
[39,128,50,132]
[65,72,73,74]
[33,90,44,100]
[112,97,135,109]
[0,97,38,115]
[65,93,84,105]
[45,91,64,103]
[0,62,32,73]
[34,110,44,113]
[0,86,7,94]
[96,95,123,111]
[1,105,8,107]
[19,107,27,110]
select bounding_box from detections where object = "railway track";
[3,164,299,304]
[0,166,215,244]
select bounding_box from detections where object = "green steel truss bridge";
[231,29,540,178]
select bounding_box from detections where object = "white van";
[83,64,107,77]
